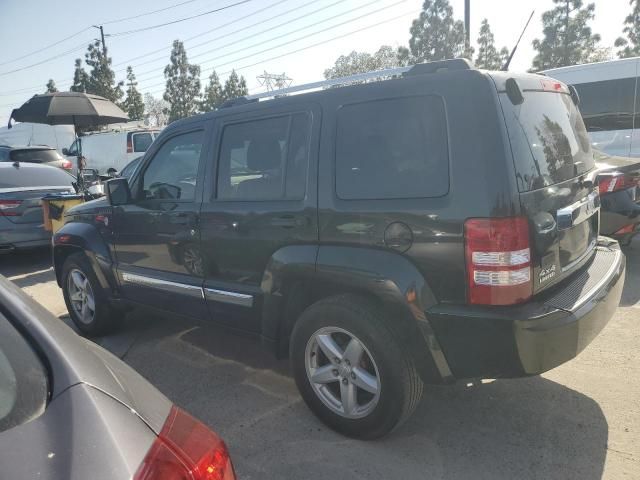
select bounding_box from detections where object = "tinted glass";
[142,130,203,201]
[335,96,449,200]
[217,113,310,200]
[500,91,595,192]
[0,165,74,188]
[9,149,60,164]
[120,156,142,178]
[0,149,9,161]
[0,313,48,433]
[133,133,153,152]
[574,78,635,131]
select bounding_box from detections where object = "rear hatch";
[496,75,598,294]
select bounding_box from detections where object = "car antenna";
[502,10,535,71]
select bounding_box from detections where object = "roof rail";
[244,59,475,101]
[219,97,258,109]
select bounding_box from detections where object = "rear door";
[199,105,319,331]
[497,77,599,293]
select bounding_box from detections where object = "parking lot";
[1,243,638,480]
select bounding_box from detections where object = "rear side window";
[9,149,61,164]
[0,313,48,432]
[573,78,635,132]
[133,133,153,152]
[217,112,311,200]
[335,96,449,200]
[500,91,595,192]
[0,166,74,188]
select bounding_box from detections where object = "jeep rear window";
[500,90,595,192]
[335,96,449,200]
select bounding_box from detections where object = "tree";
[324,45,403,79]
[531,0,602,70]
[222,70,248,101]
[615,0,640,58]
[144,93,169,127]
[45,79,58,93]
[475,19,507,70]
[84,41,123,102]
[200,71,224,112]
[70,58,89,93]
[122,66,144,121]
[163,40,201,122]
[404,0,470,64]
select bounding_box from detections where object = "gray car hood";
[0,275,171,434]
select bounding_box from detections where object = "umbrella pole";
[74,120,84,194]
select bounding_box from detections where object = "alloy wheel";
[67,269,96,325]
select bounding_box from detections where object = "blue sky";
[0,0,630,123]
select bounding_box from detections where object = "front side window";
[133,133,153,152]
[335,96,449,200]
[141,130,203,201]
[217,112,311,200]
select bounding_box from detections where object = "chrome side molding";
[204,288,254,308]
[119,270,254,307]
[557,191,600,231]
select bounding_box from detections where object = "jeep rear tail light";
[127,137,134,153]
[61,159,73,170]
[0,200,23,216]
[464,217,532,305]
[134,406,235,480]
[598,172,639,195]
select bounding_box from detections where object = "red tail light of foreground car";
[134,406,236,480]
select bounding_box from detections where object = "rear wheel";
[62,252,119,336]
[290,295,423,439]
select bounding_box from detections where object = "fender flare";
[52,222,116,293]
[261,245,453,384]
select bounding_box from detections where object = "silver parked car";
[0,274,236,479]
[0,162,75,253]
[0,145,74,172]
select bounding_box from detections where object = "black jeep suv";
[53,59,625,439]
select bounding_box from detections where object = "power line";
[108,0,253,37]
[145,5,415,95]
[100,0,206,25]
[0,0,290,95]
[0,27,92,67]
[132,0,348,80]
[141,0,406,90]
[0,40,92,77]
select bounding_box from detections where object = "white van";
[543,57,640,157]
[63,128,160,174]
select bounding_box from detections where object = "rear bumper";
[0,220,50,251]
[428,239,625,379]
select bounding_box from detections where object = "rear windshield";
[0,166,74,188]
[0,313,48,432]
[500,91,595,192]
[9,149,61,164]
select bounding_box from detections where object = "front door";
[199,106,320,331]
[112,126,210,319]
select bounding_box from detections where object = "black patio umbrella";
[7,92,128,190]
[7,91,128,128]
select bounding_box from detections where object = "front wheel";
[61,252,119,336]
[290,295,424,439]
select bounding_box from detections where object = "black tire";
[290,294,423,439]
[61,252,119,336]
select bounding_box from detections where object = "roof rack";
[245,59,475,101]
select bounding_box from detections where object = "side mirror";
[62,148,69,156]
[106,178,131,206]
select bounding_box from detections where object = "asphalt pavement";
[1,243,639,480]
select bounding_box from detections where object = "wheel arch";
[260,245,453,384]
[53,222,116,294]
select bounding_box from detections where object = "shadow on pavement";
[0,248,52,279]
[117,315,608,480]
[620,241,640,306]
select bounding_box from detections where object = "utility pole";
[93,25,107,55]
[464,0,471,52]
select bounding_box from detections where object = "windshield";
[500,90,595,192]
[9,149,61,164]
[0,313,48,432]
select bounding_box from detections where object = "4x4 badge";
[539,264,557,283]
